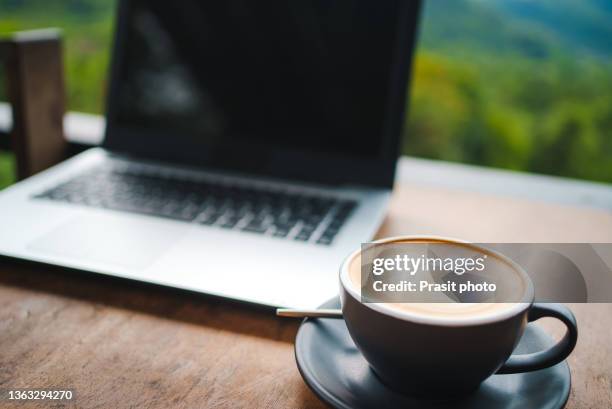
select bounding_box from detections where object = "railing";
[0,101,104,148]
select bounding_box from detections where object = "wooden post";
[0,29,67,180]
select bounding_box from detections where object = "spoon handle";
[276,308,343,319]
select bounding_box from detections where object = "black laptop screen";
[106,0,419,186]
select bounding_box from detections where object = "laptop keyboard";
[33,165,357,245]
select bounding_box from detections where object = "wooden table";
[1,181,612,408]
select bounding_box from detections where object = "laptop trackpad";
[28,214,186,269]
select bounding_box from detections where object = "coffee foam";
[347,239,527,319]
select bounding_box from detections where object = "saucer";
[295,298,571,409]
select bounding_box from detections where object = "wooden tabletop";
[1,181,611,408]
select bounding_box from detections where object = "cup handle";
[497,303,578,374]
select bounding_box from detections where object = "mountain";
[419,0,612,61]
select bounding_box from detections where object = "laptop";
[0,0,420,308]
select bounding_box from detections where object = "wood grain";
[0,32,68,180]
[1,182,611,408]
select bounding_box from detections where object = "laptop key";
[272,229,290,238]
[294,225,314,241]
[220,216,240,229]
[294,233,311,241]
[316,236,333,245]
[335,201,357,220]
[242,224,268,234]
[199,213,220,225]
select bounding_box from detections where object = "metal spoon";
[276,308,343,319]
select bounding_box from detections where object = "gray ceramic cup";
[339,236,578,398]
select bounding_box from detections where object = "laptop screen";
[105,0,420,187]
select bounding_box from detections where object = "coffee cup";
[339,236,578,397]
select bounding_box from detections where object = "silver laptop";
[0,0,420,308]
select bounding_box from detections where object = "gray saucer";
[295,298,570,409]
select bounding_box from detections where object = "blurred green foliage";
[0,0,611,188]
[407,53,612,181]
[0,0,115,113]
[0,151,15,187]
